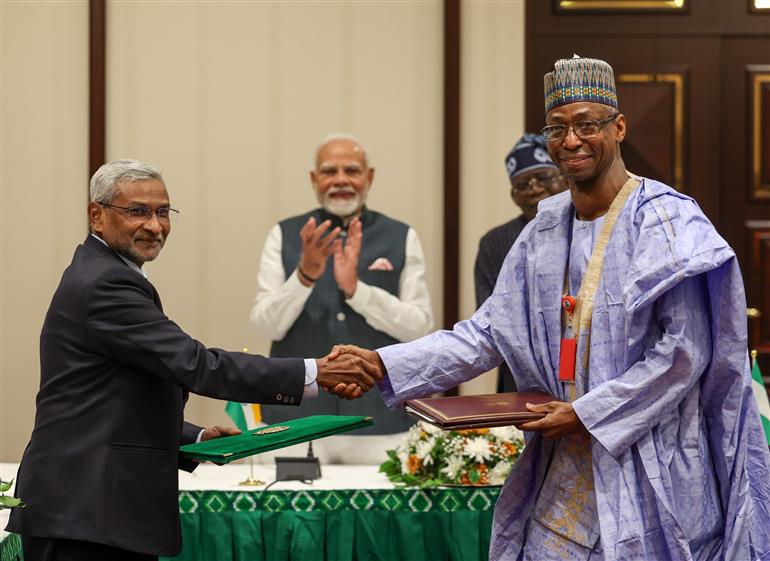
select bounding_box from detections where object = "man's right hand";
[315,352,383,400]
[298,217,341,285]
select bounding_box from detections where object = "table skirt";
[164,488,498,561]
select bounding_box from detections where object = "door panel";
[722,45,770,375]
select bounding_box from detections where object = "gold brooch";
[254,426,290,436]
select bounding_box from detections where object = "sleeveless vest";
[262,207,414,435]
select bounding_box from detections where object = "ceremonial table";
[0,463,500,561]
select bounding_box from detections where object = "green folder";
[179,415,374,463]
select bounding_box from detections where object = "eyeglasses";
[100,203,179,223]
[512,172,566,193]
[541,113,619,142]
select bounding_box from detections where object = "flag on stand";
[225,401,262,432]
[750,352,770,446]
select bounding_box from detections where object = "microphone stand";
[239,456,265,487]
[236,345,264,486]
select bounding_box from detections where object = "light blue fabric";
[377,178,770,561]
[524,216,604,560]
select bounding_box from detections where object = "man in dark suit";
[6,159,376,561]
[473,133,567,393]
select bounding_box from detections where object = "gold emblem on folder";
[254,425,290,436]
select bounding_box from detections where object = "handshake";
[315,345,385,400]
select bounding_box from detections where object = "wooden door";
[721,41,770,377]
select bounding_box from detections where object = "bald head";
[314,133,370,168]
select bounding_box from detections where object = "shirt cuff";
[290,268,315,295]
[195,429,205,443]
[303,358,318,398]
[346,280,373,307]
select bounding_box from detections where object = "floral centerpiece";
[380,421,525,488]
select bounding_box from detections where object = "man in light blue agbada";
[333,56,770,561]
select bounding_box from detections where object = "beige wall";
[0,1,89,462]
[459,1,526,395]
[105,0,445,430]
[0,0,525,461]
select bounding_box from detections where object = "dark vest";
[262,207,414,435]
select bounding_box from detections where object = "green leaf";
[379,460,401,478]
[0,479,12,492]
[469,469,481,484]
[0,495,24,508]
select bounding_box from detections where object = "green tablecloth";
[164,487,499,561]
[1,487,500,561]
[0,533,20,561]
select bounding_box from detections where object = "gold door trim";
[556,0,686,11]
[751,71,770,199]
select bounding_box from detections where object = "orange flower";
[477,464,490,484]
[459,465,491,485]
[503,442,519,457]
[457,428,489,436]
[407,454,422,474]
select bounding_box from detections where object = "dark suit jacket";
[474,216,529,393]
[7,236,305,556]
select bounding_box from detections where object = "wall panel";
[458,1,525,395]
[0,1,89,461]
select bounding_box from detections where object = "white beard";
[317,185,369,218]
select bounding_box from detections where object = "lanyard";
[559,213,578,399]
[558,174,641,400]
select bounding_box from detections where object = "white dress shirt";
[250,224,434,343]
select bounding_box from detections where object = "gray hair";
[315,132,371,167]
[89,159,164,203]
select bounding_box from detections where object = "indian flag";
[225,401,262,432]
[751,353,770,446]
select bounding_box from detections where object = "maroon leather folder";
[404,392,554,430]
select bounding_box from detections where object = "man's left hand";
[201,425,242,441]
[334,217,362,298]
[517,401,586,439]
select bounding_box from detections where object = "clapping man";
[251,133,433,463]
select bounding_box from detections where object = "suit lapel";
[149,284,163,312]
[84,235,164,311]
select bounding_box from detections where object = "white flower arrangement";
[380,421,525,487]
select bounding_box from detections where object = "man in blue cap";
[474,134,567,392]
[330,55,770,560]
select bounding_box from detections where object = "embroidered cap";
[504,133,558,181]
[544,55,618,114]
